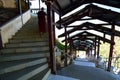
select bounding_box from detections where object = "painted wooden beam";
[107,22,115,72]
[46,0,56,74]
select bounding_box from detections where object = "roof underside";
[53,0,120,16]
[52,0,120,50]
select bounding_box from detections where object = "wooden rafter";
[53,0,120,15]
[62,31,113,44]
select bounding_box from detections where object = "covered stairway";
[53,0,120,72]
[0,0,120,80]
[0,15,50,80]
[49,57,119,80]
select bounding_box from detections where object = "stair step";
[0,63,48,80]
[0,52,49,62]
[10,37,48,41]
[9,38,48,43]
[0,16,50,80]
[0,58,47,74]
[13,34,48,39]
[1,46,49,54]
[29,68,50,80]
[42,69,51,80]
[15,32,40,36]
[5,42,49,48]
[12,35,41,39]
[17,29,39,33]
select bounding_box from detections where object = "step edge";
[17,64,48,80]
[0,58,47,75]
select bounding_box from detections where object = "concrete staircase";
[0,15,51,80]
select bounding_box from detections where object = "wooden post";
[70,39,72,54]
[65,27,67,53]
[64,26,68,66]
[59,12,62,28]
[94,38,96,57]
[97,39,100,59]
[0,31,3,51]
[46,0,56,74]
[107,22,115,72]
[38,0,40,10]
[27,0,30,9]
[91,47,93,56]
[52,10,56,46]
[18,0,23,25]
[103,32,106,43]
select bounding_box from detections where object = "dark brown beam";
[62,31,114,44]
[59,22,120,38]
[64,13,87,25]
[52,10,56,46]
[93,0,120,9]
[63,36,101,47]
[57,4,120,27]
[27,0,30,9]
[70,0,73,4]
[94,37,97,57]
[0,33,3,51]
[60,0,120,15]
[54,0,61,10]
[58,22,113,38]
[65,27,67,53]
[68,23,111,27]
[77,18,96,21]
[97,38,100,59]
[57,7,88,25]
[46,0,56,74]
[64,27,68,66]
[107,23,115,72]
[51,5,59,14]
[62,0,88,15]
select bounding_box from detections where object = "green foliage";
[56,39,70,50]
[56,39,65,50]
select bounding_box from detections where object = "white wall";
[0,10,31,47]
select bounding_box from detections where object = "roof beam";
[62,31,113,44]
[54,0,62,10]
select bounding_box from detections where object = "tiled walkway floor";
[48,57,120,80]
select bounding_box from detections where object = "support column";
[107,22,115,72]
[70,39,72,54]
[94,38,96,57]
[103,32,106,43]
[97,39,100,59]
[64,26,68,66]
[91,47,93,56]
[18,0,23,25]
[59,12,62,28]
[38,0,40,10]
[27,0,30,9]
[0,31,3,51]
[46,0,56,74]
[52,10,56,46]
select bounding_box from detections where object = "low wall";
[0,10,31,47]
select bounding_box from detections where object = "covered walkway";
[48,56,120,80]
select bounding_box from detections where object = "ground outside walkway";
[48,56,120,80]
